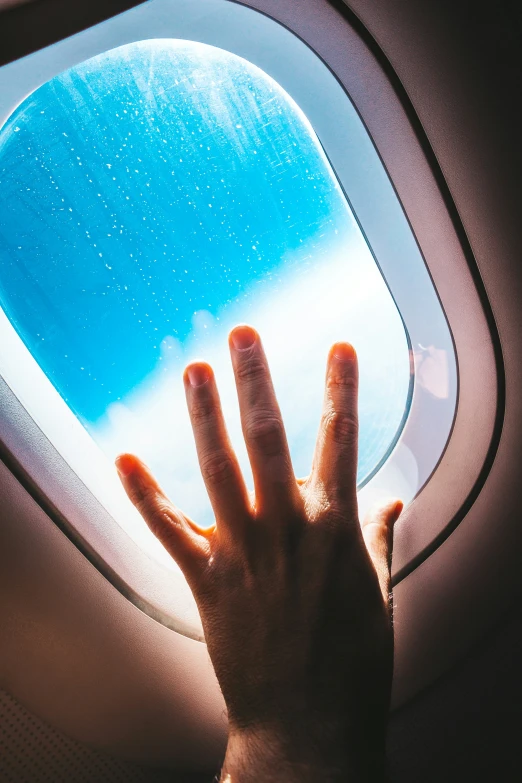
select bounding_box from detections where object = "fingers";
[115,453,209,584]
[311,343,359,513]
[361,499,403,604]
[228,324,300,517]
[183,361,251,535]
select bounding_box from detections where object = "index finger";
[183,361,251,537]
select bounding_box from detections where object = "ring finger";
[228,324,300,519]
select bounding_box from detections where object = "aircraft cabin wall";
[0,0,521,780]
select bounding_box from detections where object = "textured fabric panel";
[0,688,205,782]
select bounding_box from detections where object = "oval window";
[0,39,411,561]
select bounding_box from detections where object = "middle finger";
[229,324,300,518]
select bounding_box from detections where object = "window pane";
[0,40,410,531]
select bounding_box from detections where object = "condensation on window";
[0,39,411,529]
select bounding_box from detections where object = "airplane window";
[0,39,411,553]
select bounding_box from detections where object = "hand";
[115,324,402,782]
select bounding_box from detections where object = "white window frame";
[0,0,499,647]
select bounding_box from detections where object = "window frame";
[0,0,501,647]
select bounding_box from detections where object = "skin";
[115,324,402,782]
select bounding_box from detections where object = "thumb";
[361,498,403,605]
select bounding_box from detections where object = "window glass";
[0,40,410,530]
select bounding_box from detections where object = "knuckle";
[142,497,180,541]
[127,483,192,555]
[200,449,237,487]
[132,486,164,523]
[236,356,267,384]
[245,414,284,454]
[328,367,358,393]
[127,482,148,512]
[190,397,218,424]
[145,504,172,540]
[323,410,358,446]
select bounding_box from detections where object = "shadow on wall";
[387,595,522,782]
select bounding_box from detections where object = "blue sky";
[0,39,410,508]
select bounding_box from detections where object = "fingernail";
[333,342,356,361]
[115,454,134,477]
[393,500,404,520]
[186,363,210,387]
[231,325,256,350]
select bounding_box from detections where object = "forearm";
[219,725,388,783]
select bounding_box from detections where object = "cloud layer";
[92,233,410,565]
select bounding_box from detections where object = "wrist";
[221,721,387,783]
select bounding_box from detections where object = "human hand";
[115,324,402,782]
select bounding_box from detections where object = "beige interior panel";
[0,688,183,782]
